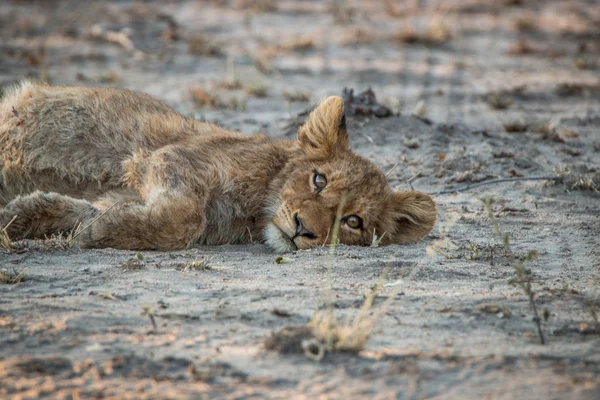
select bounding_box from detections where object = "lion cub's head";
[265,96,437,253]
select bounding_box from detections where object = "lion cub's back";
[0,81,211,203]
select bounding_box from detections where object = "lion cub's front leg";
[80,187,207,250]
[82,157,208,250]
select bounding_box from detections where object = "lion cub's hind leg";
[1,149,210,251]
[0,191,99,241]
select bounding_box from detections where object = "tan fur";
[0,82,437,252]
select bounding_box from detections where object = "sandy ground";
[1,1,599,398]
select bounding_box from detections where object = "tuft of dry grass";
[514,15,536,31]
[254,48,277,75]
[331,0,354,24]
[532,120,581,143]
[244,83,268,98]
[2,216,83,253]
[308,292,378,355]
[485,92,513,110]
[384,0,413,17]
[216,78,242,91]
[555,170,600,192]
[342,28,377,46]
[178,258,212,272]
[236,0,277,12]
[503,120,528,133]
[0,268,27,285]
[282,89,310,102]
[190,57,250,109]
[278,36,315,52]
[264,326,314,354]
[1,215,18,251]
[396,17,451,46]
[190,88,246,110]
[574,56,597,70]
[555,82,600,97]
[188,35,222,57]
[119,260,145,270]
[507,38,536,56]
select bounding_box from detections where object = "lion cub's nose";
[293,213,317,240]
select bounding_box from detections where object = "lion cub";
[0,81,436,252]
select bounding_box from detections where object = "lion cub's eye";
[345,215,363,230]
[312,172,327,192]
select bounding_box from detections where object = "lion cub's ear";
[298,96,350,160]
[384,191,437,244]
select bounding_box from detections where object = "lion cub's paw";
[1,192,98,241]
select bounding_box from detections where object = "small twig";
[142,306,157,331]
[434,176,559,195]
[589,296,600,335]
[407,170,423,191]
[1,215,19,250]
[482,198,545,345]
[527,286,545,344]
[385,162,399,178]
[321,227,331,248]
[361,132,374,144]
[72,201,120,241]
[3,215,18,232]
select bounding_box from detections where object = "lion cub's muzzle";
[290,212,321,249]
[272,202,329,250]
[292,213,317,240]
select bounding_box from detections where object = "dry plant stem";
[0,268,27,284]
[526,280,545,344]
[351,262,393,328]
[1,215,18,250]
[148,313,157,330]
[407,170,423,191]
[590,297,600,335]
[142,307,157,331]
[482,200,545,345]
[325,194,348,350]
[71,201,121,241]
[385,162,399,178]
[435,176,559,195]
[310,193,402,357]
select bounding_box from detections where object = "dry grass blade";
[300,194,400,358]
[434,176,559,195]
[385,162,399,178]
[141,306,157,331]
[0,268,27,285]
[589,296,600,335]
[71,202,120,242]
[1,215,18,251]
[395,17,451,46]
[308,260,396,356]
[480,197,545,344]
